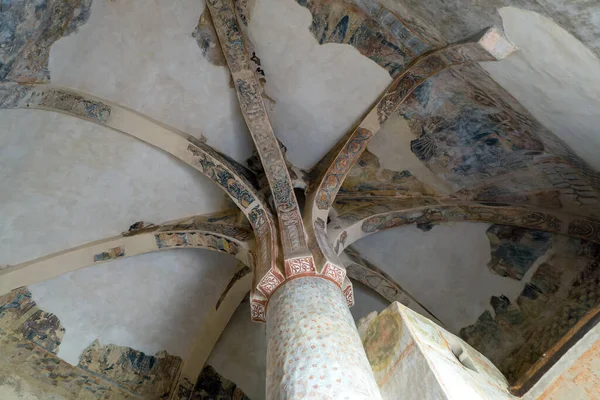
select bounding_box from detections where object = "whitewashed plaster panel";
[351,222,528,333]
[483,7,600,171]
[29,249,238,366]
[48,0,254,163]
[247,0,391,169]
[0,107,236,367]
[0,110,225,266]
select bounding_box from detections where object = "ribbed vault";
[2,0,600,398]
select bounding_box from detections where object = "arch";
[0,212,254,295]
[329,197,600,254]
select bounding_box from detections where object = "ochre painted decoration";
[207,0,307,259]
[0,212,254,296]
[206,0,362,321]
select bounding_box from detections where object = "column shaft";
[266,277,382,399]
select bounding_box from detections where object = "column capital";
[250,256,352,322]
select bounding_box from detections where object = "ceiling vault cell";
[303,26,516,302]
[0,211,254,296]
[0,82,279,314]
[171,263,253,399]
[340,246,439,324]
[329,197,600,254]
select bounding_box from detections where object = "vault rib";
[329,196,600,253]
[0,212,255,295]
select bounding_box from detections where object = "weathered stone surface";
[358,302,515,399]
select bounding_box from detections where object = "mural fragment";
[461,235,600,384]
[392,64,600,215]
[342,148,439,196]
[94,245,125,262]
[0,0,92,82]
[79,340,182,399]
[486,224,552,280]
[0,330,133,399]
[0,287,64,354]
[295,0,431,76]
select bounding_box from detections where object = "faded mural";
[0,288,185,399]
[0,0,93,82]
[461,229,600,385]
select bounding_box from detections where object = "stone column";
[266,277,382,399]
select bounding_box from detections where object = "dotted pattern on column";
[266,277,382,400]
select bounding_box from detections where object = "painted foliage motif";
[208,0,307,256]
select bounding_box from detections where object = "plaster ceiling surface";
[351,222,530,333]
[29,250,238,366]
[245,0,391,169]
[483,7,600,171]
[0,110,226,265]
[48,0,254,162]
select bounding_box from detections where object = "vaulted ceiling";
[1,0,600,399]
